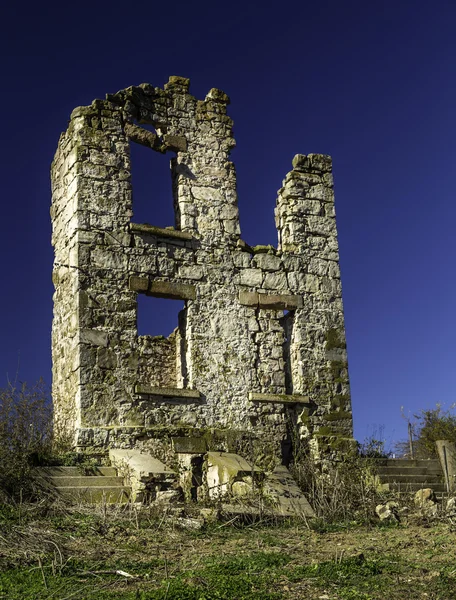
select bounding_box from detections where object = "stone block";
[109,449,176,502]
[263,272,288,290]
[240,268,263,287]
[164,75,190,91]
[239,291,259,306]
[124,122,159,150]
[206,452,261,499]
[172,437,207,454]
[253,253,281,271]
[178,265,204,280]
[163,134,187,152]
[80,329,109,347]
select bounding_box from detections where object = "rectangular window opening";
[280,309,294,394]
[137,294,188,389]
[129,135,176,229]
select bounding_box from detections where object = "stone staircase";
[35,466,130,503]
[374,459,446,495]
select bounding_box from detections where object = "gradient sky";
[1,1,455,449]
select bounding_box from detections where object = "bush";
[0,380,53,498]
[408,405,456,459]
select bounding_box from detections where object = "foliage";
[358,434,392,459]
[0,380,54,499]
[399,404,456,459]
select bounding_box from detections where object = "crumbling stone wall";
[51,76,353,461]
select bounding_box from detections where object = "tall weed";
[289,440,385,524]
[0,380,53,498]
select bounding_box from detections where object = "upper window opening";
[137,294,184,338]
[129,125,175,229]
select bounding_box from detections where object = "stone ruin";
[51,76,353,491]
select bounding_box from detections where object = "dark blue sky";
[1,1,455,448]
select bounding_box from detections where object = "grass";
[2,501,456,599]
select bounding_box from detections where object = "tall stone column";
[276,154,353,454]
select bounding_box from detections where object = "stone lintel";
[149,280,196,300]
[129,277,196,300]
[130,223,193,240]
[129,276,149,293]
[239,291,302,310]
[172,437,207,454]
[135,385,201,399]
[258,294,303,310]
[239,291,259,306]
[124,122,159,150]
[249,392,310,405]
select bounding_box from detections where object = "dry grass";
[2,496,456,599]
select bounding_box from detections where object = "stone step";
[38,476,126,488]
[374,459,441,468]
[54,486,131,503]
[379,474,443,484]
[35,466,117,477]
[384,482,447,493]
[375,466,442,476]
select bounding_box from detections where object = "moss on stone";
[323,411,352,422]
[325,328,347,351]
[329,360,348,381]
[331,394,350,410]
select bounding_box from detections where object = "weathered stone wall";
[51,76,353,461]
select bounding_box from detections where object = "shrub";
[395,405,456,459]
[0,380,53,498]
[409,405,456,459]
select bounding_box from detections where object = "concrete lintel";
[135,385,201,399]
[130,223,193,240]
[249,392,310,405]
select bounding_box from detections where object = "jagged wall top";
[60,75,240,247]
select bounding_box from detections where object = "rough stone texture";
[51,76,353,462]
[206,452,262,499]
[109,449,177,502]
[264,465,315,517]
[375,501,400,523]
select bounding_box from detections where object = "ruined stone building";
[51,76,353,467]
